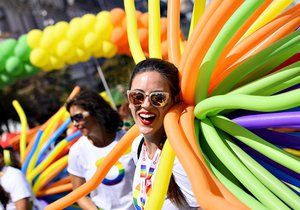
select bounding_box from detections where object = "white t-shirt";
[131,135,199,210]
[0,166,43,210]
[67,130,135,210]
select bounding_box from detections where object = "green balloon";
[14,41,30,61]
[24,63,39,76]
[0,51,8,71]
[201,118,289,209]
[5,56,23,76]
[0,73,15,85]
[18,34,28,44]
[0,39,17,57]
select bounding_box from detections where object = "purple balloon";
[251,129,300,149]
[232,111,300,129]
[236,141,300,182]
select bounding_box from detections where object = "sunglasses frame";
[70,111,90,123]
[127,90,170,107]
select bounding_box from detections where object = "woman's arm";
[70,174,98,210]
[14,197,31,210]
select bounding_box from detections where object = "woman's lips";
[138,112,156,125]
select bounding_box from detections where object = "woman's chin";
[137,124,154,136]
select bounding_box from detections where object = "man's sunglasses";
[127,90,169,107]
[70,111,89,123]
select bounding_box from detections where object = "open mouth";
[138,113,156,125]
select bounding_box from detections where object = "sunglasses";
[127,90,170,107]
[70,111,89,123]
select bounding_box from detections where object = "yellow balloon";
[41,64,53,72]
[148,0,162,58]
[96,11,111,21]
[124,0,145,63]
[144,141,175,209]
[30,48,48,67]
[66,54,78,65]
[102,41,117,58]
[92,40,104,58]
[12,100,28,163]
[40,26,56,50]
[54,21,69,40]
[81,14,97,33]
[50,56,65,70]
[67,17,83,43]
[242,0,294,38]
[27,29,43,49]
[76,48,91,62]
[188,0,206,39]
[94,19,114,41]
[69,17,81,28]
[67,27,83,43]
[56,39,75,59]
[84,32,98,51]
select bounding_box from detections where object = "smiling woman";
[65,90,135,210]
[128,58,199,210]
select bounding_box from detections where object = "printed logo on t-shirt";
[99,159,125,186]
[133,183,151,210]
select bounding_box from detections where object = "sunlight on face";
[129,71,173,137]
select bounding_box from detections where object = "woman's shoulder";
[3,166,23,177]
[69,136,89,150]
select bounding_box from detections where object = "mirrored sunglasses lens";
[129,91,145,105]
[150,92,168,107]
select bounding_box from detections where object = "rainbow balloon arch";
[3,0,300,209]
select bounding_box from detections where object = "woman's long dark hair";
[130,58,188,207]
[66,89,123,134]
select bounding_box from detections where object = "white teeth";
[139,113,155,118]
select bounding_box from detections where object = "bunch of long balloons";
[9,0,300,209]
[9,87,82,209]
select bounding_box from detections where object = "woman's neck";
[143,129,166,159]
[88,131,116,148]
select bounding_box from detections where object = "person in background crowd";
[66,89,135,210]
[0,146,43,210]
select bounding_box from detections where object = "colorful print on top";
[97,158,125,186]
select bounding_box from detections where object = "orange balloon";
[121,16,127,29]
[160,17,168,41]
[210,0,272,81]
[180,0,243,105]
[138,28,148,50]
[161,40,168,60]
[45,125,140,210]
[117,43,131,56]
[110,8,125,26]
[139,12,149,28]
[37,183,72,197]
[111,27,128,47]
[167,0,181,67]
[164,104,248,210]
[209,6,300,93]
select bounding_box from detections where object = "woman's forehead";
[70,105,85,113]
[131,71,169,91]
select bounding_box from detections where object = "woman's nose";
[73,121,79,127]
[141,95,151,108]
